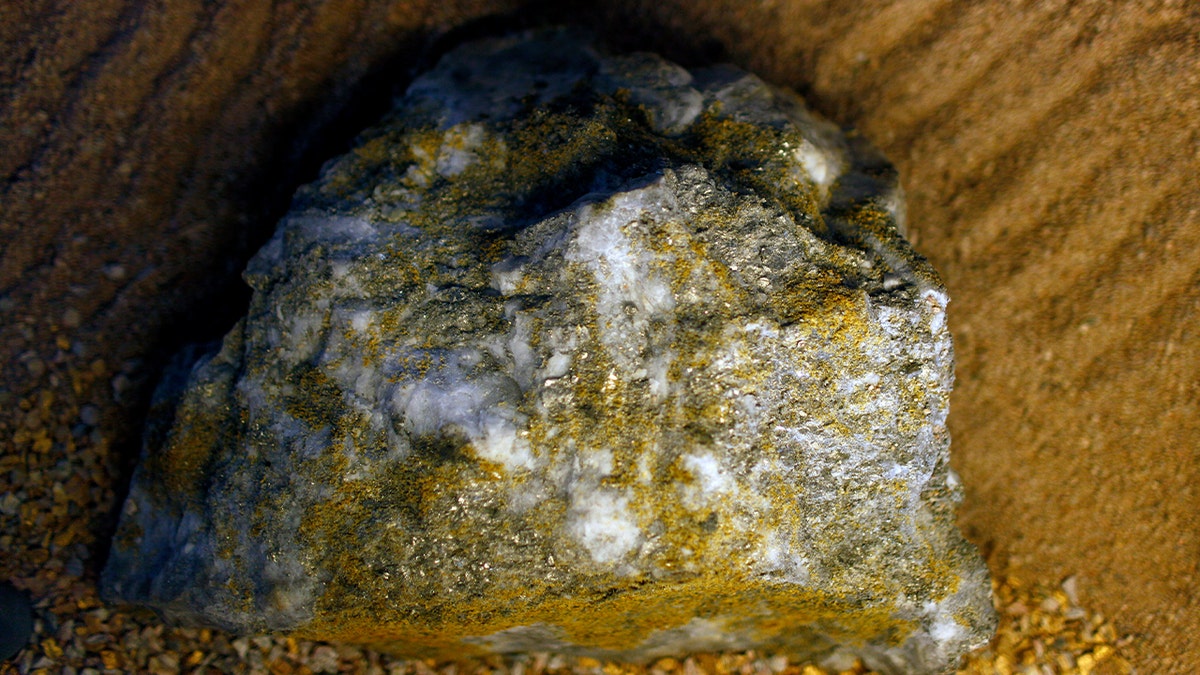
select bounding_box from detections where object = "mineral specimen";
[102,28,996,674]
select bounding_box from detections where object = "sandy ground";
[1,0,1196,671]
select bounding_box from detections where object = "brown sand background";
[2,0,1197,671]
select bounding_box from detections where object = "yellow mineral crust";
[296,570,920,660]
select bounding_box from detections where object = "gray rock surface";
[102,28,996,674]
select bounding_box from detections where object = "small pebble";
[102,263,127,281]
[79,404,100,426]
[65,558,85,578]
[24,357,45,378]
[0,582,33,660]
[110,373,131,398]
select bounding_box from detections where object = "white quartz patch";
[569,189,676,318]
[924,601,966,643]
[790,139,846,204]
[292,214,378,245]
[567,182,676,375]
[681,453,733,496]
[567,488,640,565]
[436,123,489,177]
[395,363,536,473]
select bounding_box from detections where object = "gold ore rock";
[102,29,997,674]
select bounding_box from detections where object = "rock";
[101,28,996,674]
[0,581,32,660]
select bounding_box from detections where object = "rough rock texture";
[101,29,994,672]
